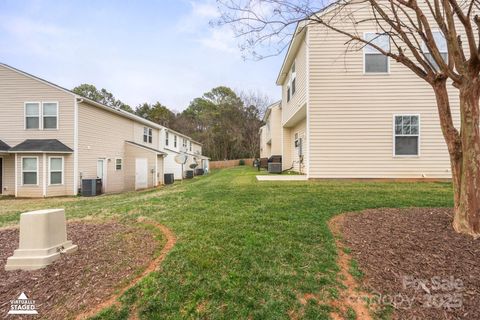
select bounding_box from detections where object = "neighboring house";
[259,101,282,159]
[268,1,458,179]
[0,63,208,197]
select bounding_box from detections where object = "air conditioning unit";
[81,179,102,196]
[268,163,282,174]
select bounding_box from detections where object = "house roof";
[0,140,10,151]
[262,100,282,122]
[275,1,342,85]
[9,139,73,153]
[125,141,167,155]
[0,63,202,146]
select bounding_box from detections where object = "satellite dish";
[174,154,188,164]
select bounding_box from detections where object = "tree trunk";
[453,83,480,236]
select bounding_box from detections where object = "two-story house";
[0,63,207,197]
[259,101,282,159]
[269,1,458,179]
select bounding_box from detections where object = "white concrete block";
[5,209,78,271]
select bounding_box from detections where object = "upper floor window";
[43,102,58,129]
[394,115,420,156]
[174,135,177,148]
[25,102,58,130]
[287,85,291,102]
[25,103,40,129]
[182,138,187,148]
[143,127,153,143]
[189,141,192,151]
[291,62,296,96]
[22,157,38,185]
[364,33,390,73]
[165,132,169,146]
[49,157,64,185]
[423,31,448,70]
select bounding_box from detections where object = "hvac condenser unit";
[268,163,282,174]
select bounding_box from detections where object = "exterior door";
[0,158,3,194]
[97,159,106,192]
[135,158,148,190]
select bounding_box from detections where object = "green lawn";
[0,167,453,319]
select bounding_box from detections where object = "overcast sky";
[0,0,283,111]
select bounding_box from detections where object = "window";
[49,157,64,185]
[423,31,448,70]
[287,85,291,102]
[43,102,58,129]
[143,127,153,143]
[294,133,299,148]
[165,132,169,146]
[291,62,296,96]
[25,103,40,129]
[174,135,177,148]
[22,157,38,185]
[183,138,187,148]
[115,158,123,171]
[364,33,390,73]
[189,141,192,152]
[394,115,420,156]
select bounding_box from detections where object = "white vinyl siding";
[49,156,64,185]
[22,157,38,185]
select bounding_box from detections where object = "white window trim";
[42,101,59,130]
[165,132,169,146]
[363,32,390,75]
[48,156,64,185]
[174,135,177,148]
[24,101,59,130]
[290,61,297,96]
[392,114,421,158]
[115,158,123,171]
[421,30,448,68]
[143,127,153,144]
[21,156,39,186]
[24,102,41,130]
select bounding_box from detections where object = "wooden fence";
[209,158,255,169]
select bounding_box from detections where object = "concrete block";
[5,209,77,271]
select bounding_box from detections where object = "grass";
[0,167,453,319]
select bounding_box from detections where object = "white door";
[135,158,148,190]
[97,159,106,192]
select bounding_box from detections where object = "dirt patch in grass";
[341,208,480,320]
[0,221,160,319]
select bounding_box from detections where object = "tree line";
[72,84,271,161]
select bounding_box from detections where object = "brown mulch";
[341,208,480,320]
[0,221,160,319]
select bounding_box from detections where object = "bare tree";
[218,0,480,236]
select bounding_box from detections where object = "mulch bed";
[341,208,480,319]
[0,221,159,319]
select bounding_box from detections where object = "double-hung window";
[165,132,169,146]
[364,33,390,73]
[286,61,296,102]
[49,157,64,185]
[394,115,420,156]
[174,135,177,148]
[189,141,192,152]
[423,31,448,70]
[115,158,123,171]
[143,127,153,143]
[22,157,38,185]
[43,102,58,129]
[25,103,40,129]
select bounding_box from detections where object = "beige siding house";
[0,63,206,197]
[259,101,282,159]
[269,1,458,179]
